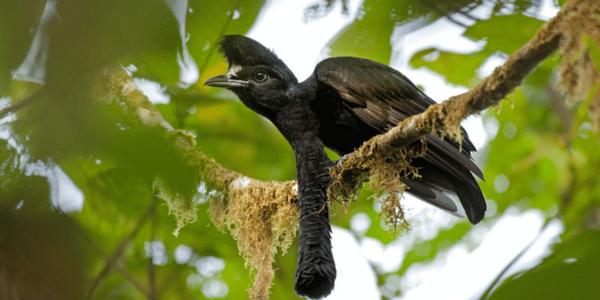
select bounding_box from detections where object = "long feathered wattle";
[218,35,338,298]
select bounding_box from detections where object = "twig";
[479,216,556,299]
[157,267,184,298]
[422,1,470,28]
[420,0,477,28]
[197,0,242,78]
[480,93,581,298]
[63,214,150,296]
[0,88,42,119]
[115,266,151,297]
[86,205,154,299]
[546,85,573,139]
[148,196,158,300]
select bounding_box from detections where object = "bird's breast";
[274,103,321,148]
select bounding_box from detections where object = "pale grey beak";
[204,75,247,88]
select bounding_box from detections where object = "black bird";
[205,35,485,299]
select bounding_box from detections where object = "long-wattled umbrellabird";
[205,35,486,299]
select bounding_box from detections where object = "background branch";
[148,196,158,300]
[86,205,154,299]
[0,88,42,119]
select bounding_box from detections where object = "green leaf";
[326,0,397,64]
[182,99,296,181]
[410,48,489,86]
[411,14,547,86]
[464,14,544,54]
[489,230,600,300]
[187,0,266,79]
[586,36,600,71]
[0,0,45,94]
[482,89,566,213]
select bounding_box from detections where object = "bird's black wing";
[313,56,486,223]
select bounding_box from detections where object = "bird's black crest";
[219,35,297,83]
[219,35,281,67]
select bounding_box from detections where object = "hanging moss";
[210,179,298,300]
[558,1,600,104]
[153,178,198,236]
[329,137,425,231]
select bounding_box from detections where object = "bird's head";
[205,35,298,118]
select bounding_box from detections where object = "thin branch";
[64,214,150,297]
[420,0,470,28]
[480,82,582,298]
[479,216,556,299]
[148,196,158,300]
[107,68,242,191]
[481,135,575,298]
[0,88,42,119]
[420,0,480,28]
[197,0,242,78]
[546,85,573,136]
[115,265,151,297]
[157,267,184,298]
[86,205,154,299]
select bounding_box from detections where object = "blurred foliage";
[0,0,599,299]
[325,0,542,64]
[489,229,600,299]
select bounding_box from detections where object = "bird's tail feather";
[450,175,486,224]
[405,179,458,212]
[295,189,336,299]
[410,158,486,224]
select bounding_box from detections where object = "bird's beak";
[204,75,247,88]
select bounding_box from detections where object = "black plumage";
[205,35,486,299]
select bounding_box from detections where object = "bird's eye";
[255,72,268,82]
